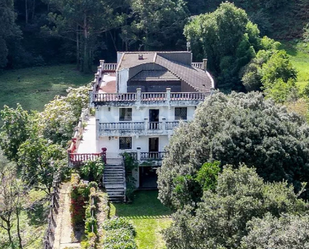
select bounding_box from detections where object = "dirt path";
[53,182,81,249]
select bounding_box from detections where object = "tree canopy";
[163,165,309,249]
[184,2,260,90]
[158,91,309,210]
[0,86,89,193]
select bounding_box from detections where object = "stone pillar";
[144,118,148,134]
[162,117,166,131]
[203,59,207,71]
[96,118,100,140]
[136,88,141,108]
[166,88,171,106]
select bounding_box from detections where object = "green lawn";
[110,191,173,249]
[0,64,93,111]
[281,41,309,90]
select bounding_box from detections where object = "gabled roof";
[155,55,213,93]
[129,70,179,82]
[117,51,214,93]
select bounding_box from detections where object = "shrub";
[80,159,104,182]
[102,217,137,249]
[70,174,90,227]
[103,217,135,235]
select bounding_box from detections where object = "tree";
[242,43,297,103]
[0,104,30,162]
[43,0,125,72]
[0,153,24,248]
[0,0,22,68]
[184,2,260,91]
[241,213,309,249]
[17,137,66,193]
[39,86,89,146]
[121,0,188,50]
[158,92,309,209]
[163,165,309,249]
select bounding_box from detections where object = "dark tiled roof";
[118,52,155,70]
[155,55,213,93]
[129,70,179,81]
[117,51,214,93]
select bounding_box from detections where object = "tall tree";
[0,153,24,248]
[121,0,188,50]
[163,166,309,249]
[184,2,261,91]
[0,0,22,68]
[0,104,29,162]
[158,92,309,210]
[43,0,125,72]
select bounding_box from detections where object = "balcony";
[127,151,167,166]
[98,120,185,136]
[91,88,208,107]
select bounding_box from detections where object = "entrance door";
[149,109,159,129]
[139,166,158,189]
[149,137,159,159]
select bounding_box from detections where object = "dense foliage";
[0,86,89,193]
[163,166,309,249]
[1,0,308,70]
[184,2,297,92]
[102,217,137,249]
[158,91,309,209]
[241,213,309,248]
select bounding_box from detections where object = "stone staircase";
[103,164,126,202]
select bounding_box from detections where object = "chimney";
[203,59,207,71]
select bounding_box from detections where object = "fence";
[43,173,61,249]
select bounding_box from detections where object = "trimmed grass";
[110,191,173,249]
[281,41,309,90]
[0,64,93,111]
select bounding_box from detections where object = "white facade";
[89,51,214,188]
[95,105,194,158]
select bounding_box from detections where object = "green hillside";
[0,64,93,111]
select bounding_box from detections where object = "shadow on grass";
[280,41,298,56]
[113,190,172,219]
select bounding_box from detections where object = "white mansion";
[69,51,214,201]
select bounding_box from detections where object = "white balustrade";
[191,62,203,69]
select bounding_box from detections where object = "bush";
[102,217,137,249]
[103,217,135,235]
[80,159,104,182]
[70,174,90,227]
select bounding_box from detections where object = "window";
[119,137,132,150]
[175,107,187,120]
[119,108,132,121]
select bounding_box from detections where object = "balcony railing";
[93,88,207,106]
[100,122,144,131]
[103,63,117,72]
[191,62,203,69]
[99,121,186,136]
[126,151,166,162]
[68,148,107,167]
[140,152,166,161]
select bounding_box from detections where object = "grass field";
[281,41,309,90]
[0,64,93,111]
[110,191,173,249]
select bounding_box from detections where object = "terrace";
[98,120,186,136]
